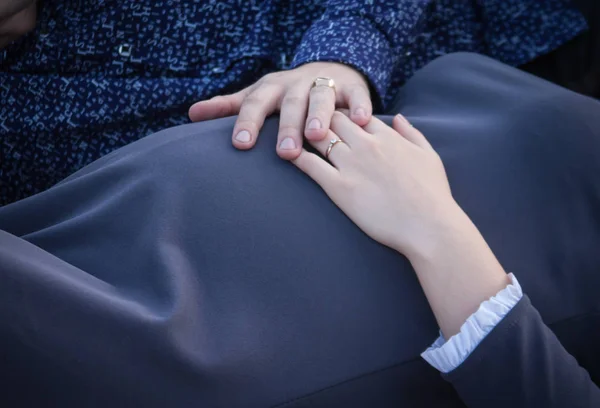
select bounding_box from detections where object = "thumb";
[188,88,249,122]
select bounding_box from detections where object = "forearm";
[404,203,511,339]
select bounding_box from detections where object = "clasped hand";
[189,63,460,257]
[293,112,460,259]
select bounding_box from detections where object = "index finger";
[292,149,339,192]
[232,85,282,150]
[189,88,250,122]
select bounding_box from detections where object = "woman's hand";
[188,62,372,160]
[294,112,510,338]
[292,112,459,258]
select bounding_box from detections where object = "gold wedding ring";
[311,77,336,92]
[325,138,343,159]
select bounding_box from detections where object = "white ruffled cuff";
[421,273,523,373]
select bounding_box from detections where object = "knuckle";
[234,119,258,132]
[278,124,301,137]
[361,137,379,153]
[242,92,271,108]
[347,83,369,97]
[310,85,335,100]
[216,95,236,113]
[260,73,276,84]
[242,94,265,107]
[254,78,284,92]
[271,71,287,80]
[261,72,286,86]
[309,96,331,111]
[281,94,305,107]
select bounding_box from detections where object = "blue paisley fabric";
[0,0,586,204]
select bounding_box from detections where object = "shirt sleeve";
[475,0,587,66]
[443,295,600,407]
[421,273,522,373]
[289,1,430,110]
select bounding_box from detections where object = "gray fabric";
[1,53,599,407]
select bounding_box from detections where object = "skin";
[293,112,511,338]
[0,0,37,49]
[189,61,373,161]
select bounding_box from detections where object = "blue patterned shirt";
[0,0,587,204]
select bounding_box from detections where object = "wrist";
[399,201,475,264]
[398,202,510,338]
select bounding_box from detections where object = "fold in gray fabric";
[1,53,599,407]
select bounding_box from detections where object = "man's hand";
[188,62,372,160]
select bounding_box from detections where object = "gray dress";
[1,53,599,407]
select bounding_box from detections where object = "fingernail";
[279,137,297,150]
[307,118,321,130]
[396,114,410,126]
[235,130,252,143]
[354,108,367,118]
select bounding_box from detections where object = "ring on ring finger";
[325,138,344,160]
